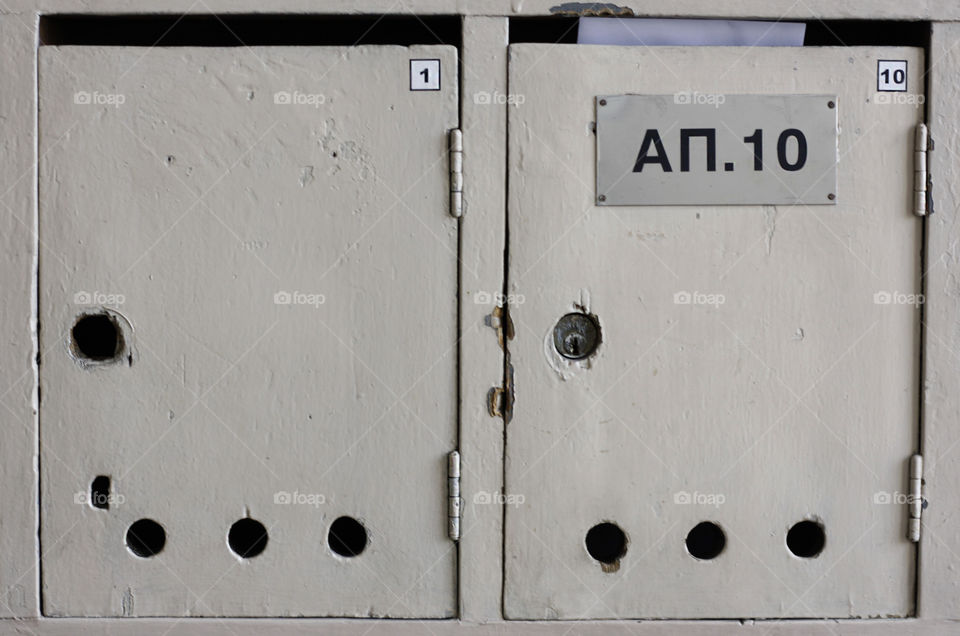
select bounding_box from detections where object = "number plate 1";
[596,94,838,206]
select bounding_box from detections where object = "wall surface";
[0,0,959,18]
[0,1,958,633]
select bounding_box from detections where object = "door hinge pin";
[449,129,463,218]
[447,450,461,541]
[908,453,923,542]
[914,124,931,217]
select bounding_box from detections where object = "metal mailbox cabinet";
[504,45,923,619]
[38,44,459,617]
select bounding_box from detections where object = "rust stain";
[487,305,515,351]
[600,560,621,573]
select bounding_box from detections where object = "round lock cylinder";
[552,313,601,360]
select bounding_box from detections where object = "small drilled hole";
[787,520,826,558]
[126,519,165,558]
[585,522,627,566]
[71,313,122,361]
[90,475,111,510]
[328,516,367,557]
[685,521,726,560]
[228,518,268,558]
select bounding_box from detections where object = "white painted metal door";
[39,45,458,617]
[504,45,923,619]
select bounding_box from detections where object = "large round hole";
[685,521,726,560]
[228,518,269,558]
[786,520,826,558]
[328,516,367,557]
[584,522,627,566]
[71,313,122,361]
[553,313,601,360]
[126,518,166,558]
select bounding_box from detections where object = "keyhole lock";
[553,313,601,360]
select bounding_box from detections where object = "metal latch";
[915,124,933,216]
[449,129,463,217]
[487,362,515,424]
[485,303,515,423]
[908,453,924,542]
[448,450,461,541]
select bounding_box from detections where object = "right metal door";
[504,45,923,619]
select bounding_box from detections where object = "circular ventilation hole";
[553,313,601,360]
[328,516,367,557]
[786,520,826,558]
[685,521,726,560]
[71,313,123,361]
[584,522,627,566]
[228,518,269,558]
[126,519,166,558]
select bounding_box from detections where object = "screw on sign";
[553,313,601,360]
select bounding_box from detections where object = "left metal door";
[39,44,458,617]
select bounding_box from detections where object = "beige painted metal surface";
[5,0,960,19]
[38,44,458,617]
[2,618,960,635]
[0,13,40,621]
[458,16,510,622]
[505,44,923,619]
[921,21,960,620]
[0,4,952,634]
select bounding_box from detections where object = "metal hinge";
[908,453,924,542]
[447,450,461,541]
[449,129,463,217]
[915,123,934,216]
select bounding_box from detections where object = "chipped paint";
[549,2,635,16]
[485,305,515,351]
[121,587,134,617]
[298,165,315,187]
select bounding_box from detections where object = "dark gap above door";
[509,17,929,47]
[40,14,461,47]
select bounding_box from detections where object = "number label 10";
[877,60,908,92]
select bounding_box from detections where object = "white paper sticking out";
[577,18,806,47]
